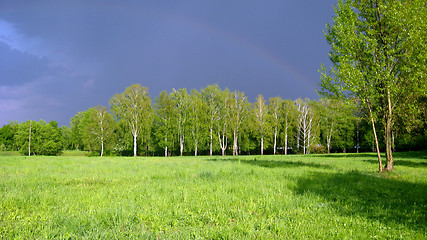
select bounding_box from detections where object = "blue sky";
[0,0,337,127]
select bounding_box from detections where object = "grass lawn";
[0,152,426,239]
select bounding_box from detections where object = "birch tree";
[189,89,206,156]
[253,94,269,155]
[281,99,297,155]
[268,97,282,155]
[110,84,152,157]
[318,98,339,154]
[295,99,316,154]
[217,89,231,156]
[154,90,176,157]
[229,90,250,156]
[201,85,221,156]
[171,88,190,156]
[85,106,116,157]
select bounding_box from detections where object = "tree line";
[0,0,425,172]
[0,83,424,157]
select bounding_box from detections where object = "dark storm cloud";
[0,0,336,126]
[0,41,50,85]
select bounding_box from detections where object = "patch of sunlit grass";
[0,152,426,239]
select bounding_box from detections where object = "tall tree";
[217,89,231,156]
[171,88,190,156]
[110,84,152,157]
[268,97,283,155]
[188,89,206,156]
[318,98,355,154]
[84,106,116,157]
[295,99,316,154]
[71,111,87,150]
[154,90,176,157]
[229,90,250,156]
[281,100,297,155]
[320,0,426,171]
[201,85,222,156]
[253,95,269,155]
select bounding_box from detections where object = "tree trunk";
[101,139,104,157]
[233,130,238,156]
[385,89,394,171]
[195,141,198,156]
[165,133,168,157]
[261,135,264,155]
[209,128,213,156]
[368,105,382,172]
[285,123,288,155]
[303,130,306,155]
[273,127,277,155]
[133,134,137,157]
[356,121,360,153]
[218,132,227,156]
[327,122,333,154]
[180,137,184,156]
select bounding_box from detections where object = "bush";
[309,144,326,154]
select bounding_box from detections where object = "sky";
[0,0,337,127]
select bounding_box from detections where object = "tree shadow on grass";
[309,153,378,159]
[294,171,427,231]
[393,151,427,160]
[362,159,427,168]
[206,158,332,170]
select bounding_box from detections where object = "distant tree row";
[1,84,424,157]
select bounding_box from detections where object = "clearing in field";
[0,152,426,239]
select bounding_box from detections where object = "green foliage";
[0,122,17,151]
[1,153,426,238]
[320,0,427,170]
[253,95,270,155]
[60,126,72,150]
[14,120,63,156]
[70,111,90,150]
[82,106,117,156]
[110,84,153,156]
[153,90,177,156]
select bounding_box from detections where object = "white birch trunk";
[233,130,238,156]
[218,132,227,156]
[133,133,137,157]
[273,127,277,155]
[327,122,333,154]
[165,133,168,157]
[101,139,104,157]
[261,135,264,155]
[180,137,184,156]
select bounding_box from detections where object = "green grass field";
[1,152,426,239]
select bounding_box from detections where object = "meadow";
[0,152,426,239]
